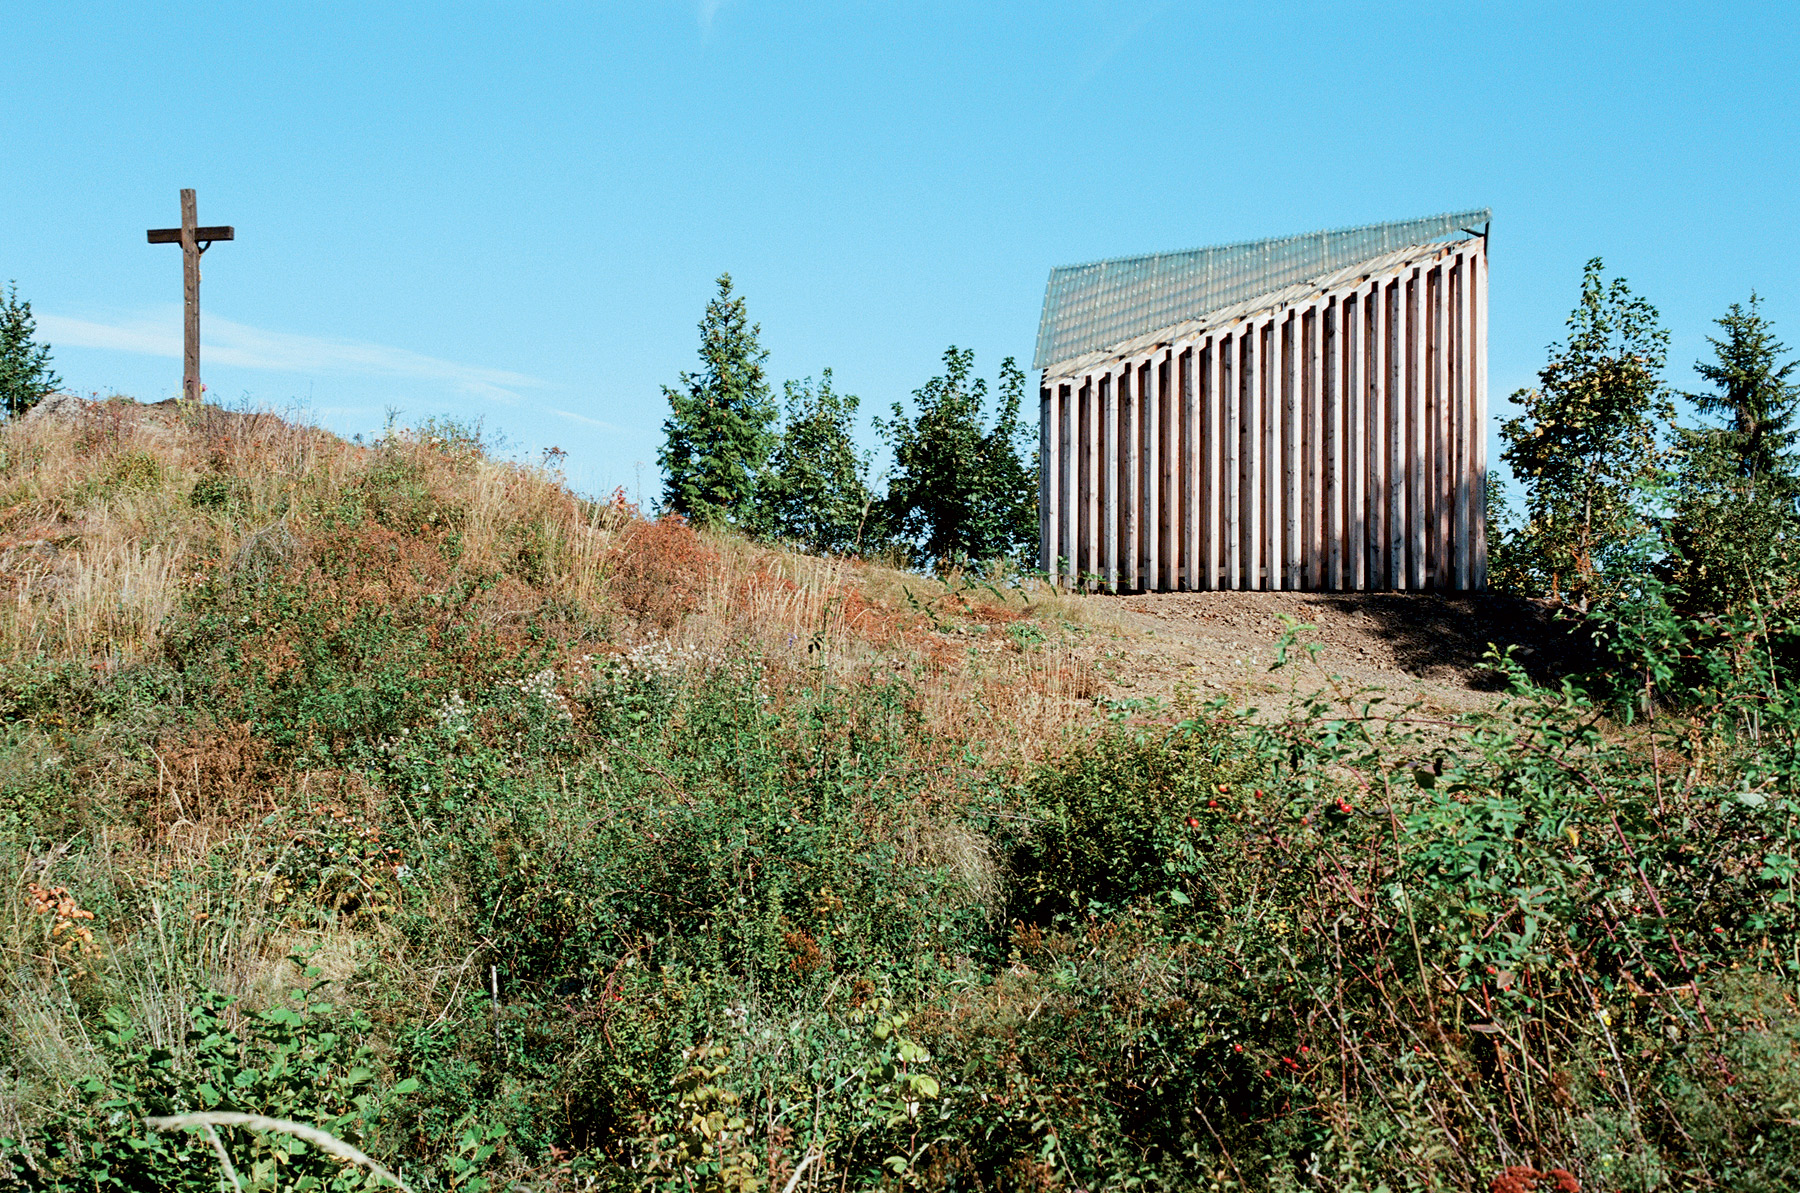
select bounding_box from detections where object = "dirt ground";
[1086,589,1588,714]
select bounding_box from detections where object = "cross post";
[147,189,233,402]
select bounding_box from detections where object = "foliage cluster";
[659,276,1037,570]
[0,282,60,420]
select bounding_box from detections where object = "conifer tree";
[658,274,776,529]
[1500,259,1673,608]
[0,282,61,419]
[1682,293,1800,498]
[879,349,1037,568]
[1664,296,1800,617]
[756,369,873,555]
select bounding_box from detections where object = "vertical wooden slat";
[1075,380,1088,588]
[1144,358,1160,590]
[1072,376,1087,586]
[1044,380,1059,586]
[1123,363,1140,592]
[1284,311,1302,589]
[1061,382,1076,589]
[1039,382,1052,579]
[1346,291,1364,590]
[1368,283,1387,589]
[1094,374,1108,593]
[1324,300,1342,590]
[1264,317,1284,591]
[1205,336,1224,589]
[1163,350,1180,591]
[1244,323,1262,590]
[1474,243,1490,589]
[1387,281,1405,589]
[1224,331,1241,589]
[1432,261,1450,588]
[1453,253,1474,591]
[1183,345,1200,590]
[1408,271,1427,591]
[1306,305,1323,588]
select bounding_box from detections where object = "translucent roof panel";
[1033,209,1491,371]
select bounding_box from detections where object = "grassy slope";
[3,399,1800,1192]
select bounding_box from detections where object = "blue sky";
[4,2,1796,501]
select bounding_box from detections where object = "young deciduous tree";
[755,369,873,555]
[658,274,777,529]
[0,282,61,419]
[878,349,1037,569]
[1500,259,1673,608]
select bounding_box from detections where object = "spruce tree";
[1500,259,1673,608]
[1683,293,1800,498]
[0,282,61,419]
[879,349,1038,568]
[658,274,777,529]
[756,369,873,555]
[1665,296,1800,617]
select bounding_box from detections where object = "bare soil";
[1088,589,1589,714]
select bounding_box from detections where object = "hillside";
[3,398,1797,1192]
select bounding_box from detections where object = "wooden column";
[1205,336,1224,589]
[1182,345,1200,590]
[1453,254,1474,591]
[1474,244,1490,589]
[1431,264,1450,588]
[1122,363,1139,591]
[1143,358,1159,589]
[1367,283,1386,588]
[1306,306,1323,588]
[1284,312,1302,590]
[1045,381,1060,585]
[1243,326,1261,589]
[1223,332,1241,588]
[1072,376,1087,586]
[1263,317,1283,591]
[1387,281,1406,589]
[1094,374,1108,593]
[1408,271,1427,591]
[1346,291,1365,590]
[1040,382,1052,578]
[1324,301,1342,590]
[1162,350,1180,590]
[1061,382,1077,588]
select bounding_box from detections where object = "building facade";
[1036,211,1490,592]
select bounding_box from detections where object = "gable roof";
[1033,210,1490,372]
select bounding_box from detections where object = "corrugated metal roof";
[1033,210,1490,371]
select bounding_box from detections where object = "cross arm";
[146,226,234,244]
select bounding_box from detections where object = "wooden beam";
[1081,375,1097,589]
[1094,374,1108,593]
[1306,305,1323,588]
[1061,382,1076,589]
[1182,344,1200,590]
[1454,254,1474,591]
[1264,317,1283,591]
[1245,324,1262,589]
[1349,289,1362,590]
[1387,280,1406,590]
[1284,311,1302,589]
[1368,283,1386,589]
[1474,243,1490,589]
[1224,331,1241,589]
[1145,354,1162,590]
[1432,262,1450,588]
[1408,271,1427,591]
[1324,300,1342,590]
[1205,337,1223,589]
[147,226,234,244]
[1039,382,1052,577]
[1125,362,1142,591]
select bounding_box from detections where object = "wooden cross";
[147,189,233,402]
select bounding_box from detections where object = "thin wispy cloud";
[697,0,733,34]
[38,309,544,403]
